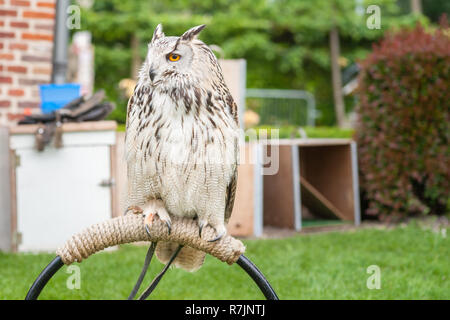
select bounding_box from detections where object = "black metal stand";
[25,256,64,300]
[236,255,278,300]
[25,255,279,300]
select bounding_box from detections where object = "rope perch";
[56,214,246,265]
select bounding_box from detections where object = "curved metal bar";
[236,255,279,300]
[25,256,64,300]
[25,254,279,300]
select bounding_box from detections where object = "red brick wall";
[0,0,55,125]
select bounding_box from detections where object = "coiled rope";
[55,214,246,265]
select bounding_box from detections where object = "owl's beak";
[149,66,157,82]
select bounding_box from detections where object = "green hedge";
[356,23,450,219]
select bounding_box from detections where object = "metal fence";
[245,89,316,127]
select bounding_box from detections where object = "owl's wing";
[125,83,145,132]
[124,83,153,153]
[124,83,155,207]
[224,167,237,223]
[223,92,239,223]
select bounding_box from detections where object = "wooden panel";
[300,176,345,220]
[219,59,246,128]
[299,145,354,220]
[263,145,295,228]
[228,144,254,237]
[110,144,119,218]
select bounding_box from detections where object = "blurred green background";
[75,0,449,126]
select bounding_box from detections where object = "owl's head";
[142,24,220,91]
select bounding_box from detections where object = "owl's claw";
[144,213,171,237]
[124,205,143,216]
[165,220,171,235]
[143,200,171,237]
[208,229,226,242]
[198,220,206,238]
[145,224,152,238]
[198,220,225,242]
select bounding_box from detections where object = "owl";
[125,24,240,272]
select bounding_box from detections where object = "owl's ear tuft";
[181,24,206,41]
[151,24,165,43]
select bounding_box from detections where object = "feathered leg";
[143,199,172,235]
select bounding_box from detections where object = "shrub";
[356,22,450,219]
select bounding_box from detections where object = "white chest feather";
[126,90,239,218]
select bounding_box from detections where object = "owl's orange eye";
[168,53,181,62]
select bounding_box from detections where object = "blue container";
[39,83,81,113]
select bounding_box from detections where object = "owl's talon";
[142,200,171,237]
[144,211,171,236]
[145,224,152,238]
[165,220,171,235]
[124,205,143,216]
[208,230,225,242]
[198,220,206,238]
[144,213,155,238]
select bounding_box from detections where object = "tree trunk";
[329,26,345,128]
[411,0,422,14]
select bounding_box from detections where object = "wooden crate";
[263,139,361,230]
[227,142,263,237]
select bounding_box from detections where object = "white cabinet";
[1,121,117,252]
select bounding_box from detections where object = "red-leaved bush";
[356,22,450,219]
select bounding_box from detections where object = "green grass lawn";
[0,220,448,300]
